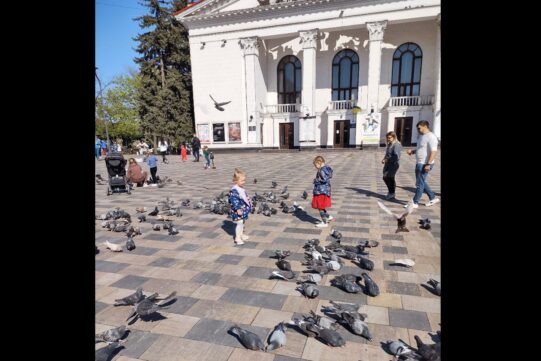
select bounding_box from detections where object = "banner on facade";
[228,122,241,142]
[213,123,225,142]
[299,117,316,142]
[197,124,210,143]
[361,113,381,145]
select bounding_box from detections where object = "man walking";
[405,120,440,208]
[191,134,201,162]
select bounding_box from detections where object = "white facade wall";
[182,0,440,148]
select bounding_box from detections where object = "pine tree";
[134,0,194,148]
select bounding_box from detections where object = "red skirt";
[311,194,331,209]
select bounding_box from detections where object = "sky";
[96,0,148,87]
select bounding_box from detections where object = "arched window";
[391,42,422,97]
[277,55,302,104]
[332,49,359,101]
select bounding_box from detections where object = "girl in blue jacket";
[229,168,253,245]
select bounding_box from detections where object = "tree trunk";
[160,52,166,89]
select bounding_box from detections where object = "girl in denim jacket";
[311,156,334,228]
[229,168,253,245]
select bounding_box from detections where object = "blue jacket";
[229,188,252,221]
[313,165,333,196]
[147,155,158,168]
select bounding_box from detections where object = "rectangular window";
[228,122,241,142]
[213,123,225,142]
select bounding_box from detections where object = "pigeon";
[386,340,416,358]
[96,174,105,181]
[391,259,416,268]
[95,245,99,254]
[271,181,277,188]
[228,325,265,351]
[135,207,146,213]
[114,288,144,306]
[148,207,159,216]
[126,236,136,251]
[329,301,361,313]
[361,273,380,297]
[326,260,342,271]
[270,270,296,281]
[296,282,320,298]
[95,325,129,343]
[181,199,190,207]
[302,191,308,200]
[253,178,257,184]
[276,259,291,271]
[176,180,183,185]
[378,201,415,233]
[427,279,441,296]
[168,226,179,235]
[419,218,432,230]
[305,239,319,247]
[331,275,362,293]
[266,322,287,351]
[288,318,320,338]
[209,94,231,111]
[308,310,338,330]
[314,325,347,347]
[152,224,161,231]
[126,291,177,322]
[95,342,124,361]
[355,255,374,271]
[341,312,372,340]
[274,249,291,260]
[414,335,441,361]
[104,241,123,252]
[331,229,342,239]
[280,186,288,194]
[137,214,146,222]
[299,273,322,284]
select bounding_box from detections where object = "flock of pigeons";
[96,178,441,360]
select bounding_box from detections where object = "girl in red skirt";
[180,144,188,161]
[311,155,334,228]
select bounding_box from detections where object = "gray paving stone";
[191,272,222,285]
[272,238,307,246]
[215,254,244,265]
[177,243,200,251]
[389,309,431,331]
[381,234,404,241]
[219,288,287,310]
[283,227,321,235]
[116,330,161,359]
[110,275,151,289]
[243,266,274,279]
[248,229,271,237]
[96,301,108,314]
[382,246,409,254]
[273,356,304,361]
[148,257,179,268]
[95,260,130,273]
[386,281,422,296]
[198,231,221,239]
[163,296,199,315]
[128,246,160,256]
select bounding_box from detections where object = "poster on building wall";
[213,123,225,142]
[197,124,210,143]
[361,113,381,145]
[299,117,315,142]
[228,122,241,142]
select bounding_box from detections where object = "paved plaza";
[95,149,441,361]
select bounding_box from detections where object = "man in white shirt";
[404,120,440,208]
[158,139,169,164]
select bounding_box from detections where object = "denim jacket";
[312,165,333,196]
[229,188,252,221]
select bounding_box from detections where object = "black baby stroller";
[104,152,131,196]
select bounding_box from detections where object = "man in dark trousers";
[191,134,201,162]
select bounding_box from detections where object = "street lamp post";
[95,67,111,152]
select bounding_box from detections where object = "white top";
[158,141,168,152]
[415,131,438,164]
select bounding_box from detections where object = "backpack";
[209,152,214,160]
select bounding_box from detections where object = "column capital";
[436,13,441,26]
[239,37,259,56]
[299,29,319,49]
[366,21,388,41]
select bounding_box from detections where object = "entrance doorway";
[394,117,413,146]
[333,120,351,148]
[279,123,294,149]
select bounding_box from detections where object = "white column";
[433,14,441,140]
[299,29,318,147]
[240,37,259,144]
[360,20,387,147]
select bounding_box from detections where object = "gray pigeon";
[419,218,432,230]
[386,340,416,358]
[270,270,296,281]
[266,322,287,351]
[427,279,441,296]
[356,255,374,271]
[331,229,342,239]
[302,191,308,199]
[95,342,124,361]
[378,201,415,233]
[274,249,290,260]
[361,273,380,297]
[148,207,159,216]
[276,259,291,271]
[228,325,265,351]
[341,312,372,340]
[296,282,319,298]
[315,325,346,347]
[414,335,441,361]
[152,224,161,231]
[271,181,277,188]
[126,291,177,322]
[137,214,146,222]
[288,318,319,338]
[329,301,361,313]
[126,236,136,251]
[168,226,179,235]
[114,288,144,306]
[331,274,362,293]
[299,273,322,284]
[95,325,129,343]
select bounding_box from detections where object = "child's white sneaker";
[241,235,250,241]
[315,222,328,228]
[234,238,245,245]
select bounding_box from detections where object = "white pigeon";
[104,241,123,252]
[392,258,415,267]
[377,201,415,233]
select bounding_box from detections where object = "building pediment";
[175,0,266,18]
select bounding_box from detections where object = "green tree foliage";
[95,69,144,145]
[134,0,194,148]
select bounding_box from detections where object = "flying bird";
[209,94,231,111]
[378,201,415,233]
